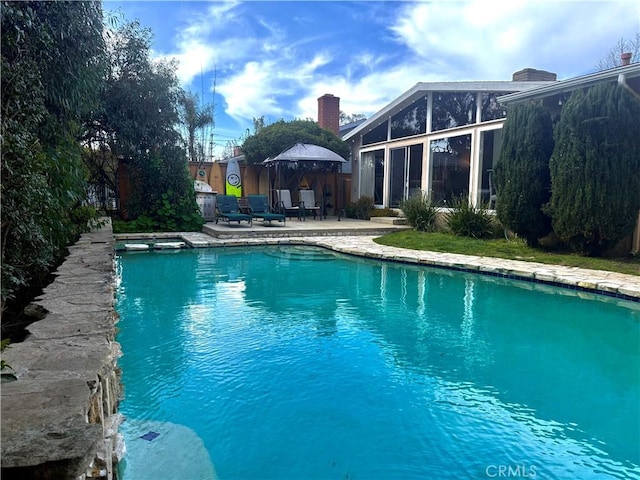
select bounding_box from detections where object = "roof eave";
[498,63,640,104]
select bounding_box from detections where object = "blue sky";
[102,0,640,157]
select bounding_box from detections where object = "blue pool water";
[115,246,640,480]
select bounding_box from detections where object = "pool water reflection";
[116,246,640,480]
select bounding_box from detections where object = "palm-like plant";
[178,91,213,163]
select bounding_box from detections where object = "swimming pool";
[115,246,640,479]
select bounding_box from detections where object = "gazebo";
[263,143,348,219]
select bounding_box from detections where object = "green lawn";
[375,231,640,276]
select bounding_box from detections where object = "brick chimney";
[512,68,557,81]
[318,93,340,135]
[621,52,632,66]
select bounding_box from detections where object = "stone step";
[370,216,408,225]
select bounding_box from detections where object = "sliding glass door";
[389,144,423,207]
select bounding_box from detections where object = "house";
[342,68,558,209]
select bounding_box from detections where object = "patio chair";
[215,194,253,226]
[247,194,286,225]
[275,190,302,220]
[299,189,321,220]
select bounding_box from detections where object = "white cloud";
[390,0,640,80]
[140,0,639,147]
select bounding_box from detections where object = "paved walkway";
[116,223,640,301]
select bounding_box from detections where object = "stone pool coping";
[117,231,640,301]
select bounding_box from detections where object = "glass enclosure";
[355,89,515,209]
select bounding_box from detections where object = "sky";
[102,0,640,157]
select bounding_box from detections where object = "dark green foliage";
[113,191,203,233]
[345,196,374,219]
[445,196,496,238]
[493,102,554,246]
[369,208,398,218]
[400,193,437,232]
[89,19,200,230]
[241,119,350,165]
[548,83,640,255]
[1,1,106,309]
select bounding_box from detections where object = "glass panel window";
[363,121,388,145]
[432,92,477,132]
[389,148,406,208]
[373,150,385,205]
[430,134,471,204]
[390,96,427,139]
[360,151,375,199]
[479,129,503,208]
[480,92,510,122]
[408,144,423,198]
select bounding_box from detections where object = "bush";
[345,196,374,219]
[369,208,398,218]
[445,196,495,238]
[548,83,640,256]
[493,101,554,246]
[400,193,437,232]
[112,191,204,233]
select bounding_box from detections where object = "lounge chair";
[275,190,302,220]
[299,189,321,220]
[215,195,253,226]
[247,194,286,225]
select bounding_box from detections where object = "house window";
[362,121,388,145]
[361,149,385,205]
[431,92,477,132]
[390,96,427,139]
[478,129,503,208]
[480,92,510,122]
[430,133,471,204]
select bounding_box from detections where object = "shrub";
[445,196,496,238]
[345,196,374,219]
[112,189,204,233]
[493,101,554,246]
[369,208,398,218]
[548,83,640,255]
[400,193,437,232]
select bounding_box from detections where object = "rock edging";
[1,219,122,480]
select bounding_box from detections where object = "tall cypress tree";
[493,102,554,246]
[549,83,640,255]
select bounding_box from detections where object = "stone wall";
[1,220,123,480]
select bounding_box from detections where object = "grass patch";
[375,231,640,276]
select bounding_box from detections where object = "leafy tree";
[595,33,640,70]
[339,111,366,125]
[493,102,554,246]
[1,1,106,312]
[241,119,349,165]
[88,19,201,228]
[548,83,640,255]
